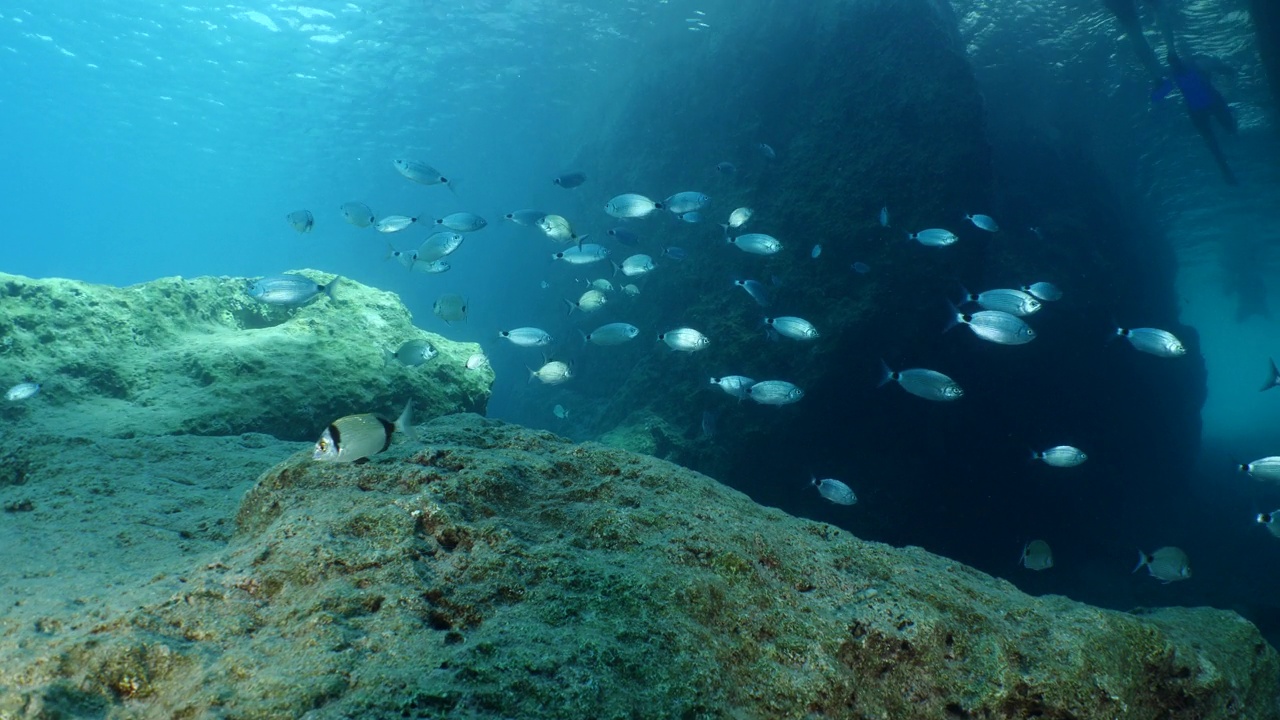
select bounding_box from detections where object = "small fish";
[812,476,856,505]
[584,322,640,346]
[701,409,718,438]
[340,202,375,228]
[663,191,711,215]
[553,171,587,188]
[247,274,339,307]
[757,143,776,160]
[286,209,314,233]
[1133,546,1191,583]
[503,209,547,226]
[678,212,702,223]
[726,207,753,229]
[1260,357,1280,392]
[621,284,641,298]
[662,246,687,261]
[907,228,958,247]
[499,327,554,347]
[734,279,770,307]
[811,244,822,259]
[589,279,614,292]
[417,232,465,262]
[1031,445,1087,467]
[392,159,449,186]
[553,244,611,265]
[433,294,468,324]
[747,380,803,405]
[313,400,412,463]
[965,213,999,232]
[529,360,573,385]
[5,382,40,401]
[715,161,736,174]
[764,316,819,340]
[879,206,889,227]
[1114,327,1185,357]
[539,280,551,290]
[538,214,581,244]
[947,307,1035,345]
[465,353,490,370]
[1256,511,1280,538]
[435,212,487,233]
[878,362,962,401]
[565,289,608,315]
[384,243,417,270]
[1028,226,1044,241]
[374,215,418,233]
[383,339,437,367]
[659,327,710,352]
[1239,456,1280,482]
[728,233,782,255]
[553,403,571,419]
[960,287,1041,316]
[851,262,871,274]
[620,254,656,277]
[608,227,641,247]
[413,260,451,275]
[709,375,754,400]
[1021,282,1063,301]
[605,193,662,219]
[1020,540,1053,570]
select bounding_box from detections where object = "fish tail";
[1132,551,1148,574]
[324,276,341,300]
[1262,357,1280,392]
[578,329,589,344]
[877,359,895,387]
[394,399,413,434]
[610,260,621,278]
[527,367,537,384]
[942,301,963,333]
[563,299,577,316]
[381,347,394,367]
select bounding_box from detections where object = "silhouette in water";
[1162,51,1239,185]
[1102,0,1178,85]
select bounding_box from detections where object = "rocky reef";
[0,270,491,441]
[1,414,1274,719]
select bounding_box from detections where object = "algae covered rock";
[1,415,1273,719]
[0,270,491,440]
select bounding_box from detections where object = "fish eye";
[318,439,327,451]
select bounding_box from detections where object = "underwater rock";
[0,270,491,440]
[0,415,1272,718]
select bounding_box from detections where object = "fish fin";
[1132,551,1148,574]
[382,348,395,367]
[578,329,589,344]
[877,359,895,388]
[324,276,341,301]
[956,283,974,305]
[1262,357,1280,392]
[563,299,577,316]
[394,399,413,434]
[383,242,398,261]
[446,177,460,196]
[610,260,621,278]
[527,367,537,384]
[942,301,963,333]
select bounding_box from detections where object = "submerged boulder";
[1,414,1273,718]
[0,270,491,441]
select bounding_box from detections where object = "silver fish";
[413,260,451,275]
[5,382,40,401]
[664,191,710,215]
[392,159,449,186]
[435,212,487,233]
[383,339,437,367]
[747,380,803,405]
[529,360,573,385]
[878,362,962,401]
[553,403,571,419]
[374,215,418,233]
[715,161,736,174]
[961,287,1041,316]
[553,172,587,188]
[608,227,641,247]
[499,327,553,347]
[247,274,339,306]
[565,289,608,315]
[811,244,822,259]
[709,375,754,400]
[620,254,656,277]
[734,279,770,307]
[589,279,614,293]
[465,353,490,370]
[313,401,412,463]
[1032,445,1087,467]
[1133,546,1191,583]
[605,193,662,219]
[728,233,782,255]
[907,228,958,247]
[1020,540,1053,570]
[965,213,999,232]
[726,207,753,230]
[1115,327,1185,357]
[1022,282,1063,301]
[385,243,417,270]
[812,477,856,505]
[879,206,889,227]
[622,284,641,298]
[584,322,640,346]
[417,232,465,262]
[538,214,580,244]
[1256,511,1280,538]
[1239,456,1280,482]
[659,327,709,352]
[286,209,314,233]
[765,316,819,340]
[433,294,468,324]
[948,308,1035,345]
[340,202,375,228]
[757,143,776,160]
[504,209,548,226]
[553,244,610,265]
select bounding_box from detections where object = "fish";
[1261,358,1280,392]
[565,289,608,315]
[1114,327,1185,357]
[1020,540,1053,570]
[757,143,776,160]
[765,316,819,340]
[1031,445,1087,467]
[383,339,437,367]
[538,214,581,244]
[1133,546,1191,583]
[384,243,417,270]
[622,284,641,298]
[607,227,641,247]
[734,279,770,307]
[678,212,703,224]
[553,404,571,419]
[715,161,736,174]
[584,322,640,346]
[1239,456,1280,482]
[499,327,554,347]
[539,281,551,290]
[879,206,889,227]
[852,262,871,274]
[960,287,1041,316]
[247,274,339,306]
[878,362,963,401]
[907,229,958,247]
[726,207,753,229]
[286,209,314,233]
[728,233,782,255]
[710,375,754,400]
[589,279,614,292]
[435,212,487,233]
[1256,511,1280,538]
[553,171,587,188]
[947,307,1035,345]
[812,476,856,505]
[662,247,687,261]
[1021,282,1063,301]
[465,353,490,370]
[553,244,611,265]
[620,254,656,277]
[340,202,375,228]
[433,294,468,324]
[747,380,803,405]
[374,215,418,233]
[529,360,573,385]
[312,400,412,463]
[392,159,449,186]
[605,193,662,219]
[811,244,822,258]
[965,213,999,232]
[5,382,40,401]
[503,209,547,226]
[663,191,711,215]
[413,260,451,275]
[417,232,465,263]
[659,327,710,352]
